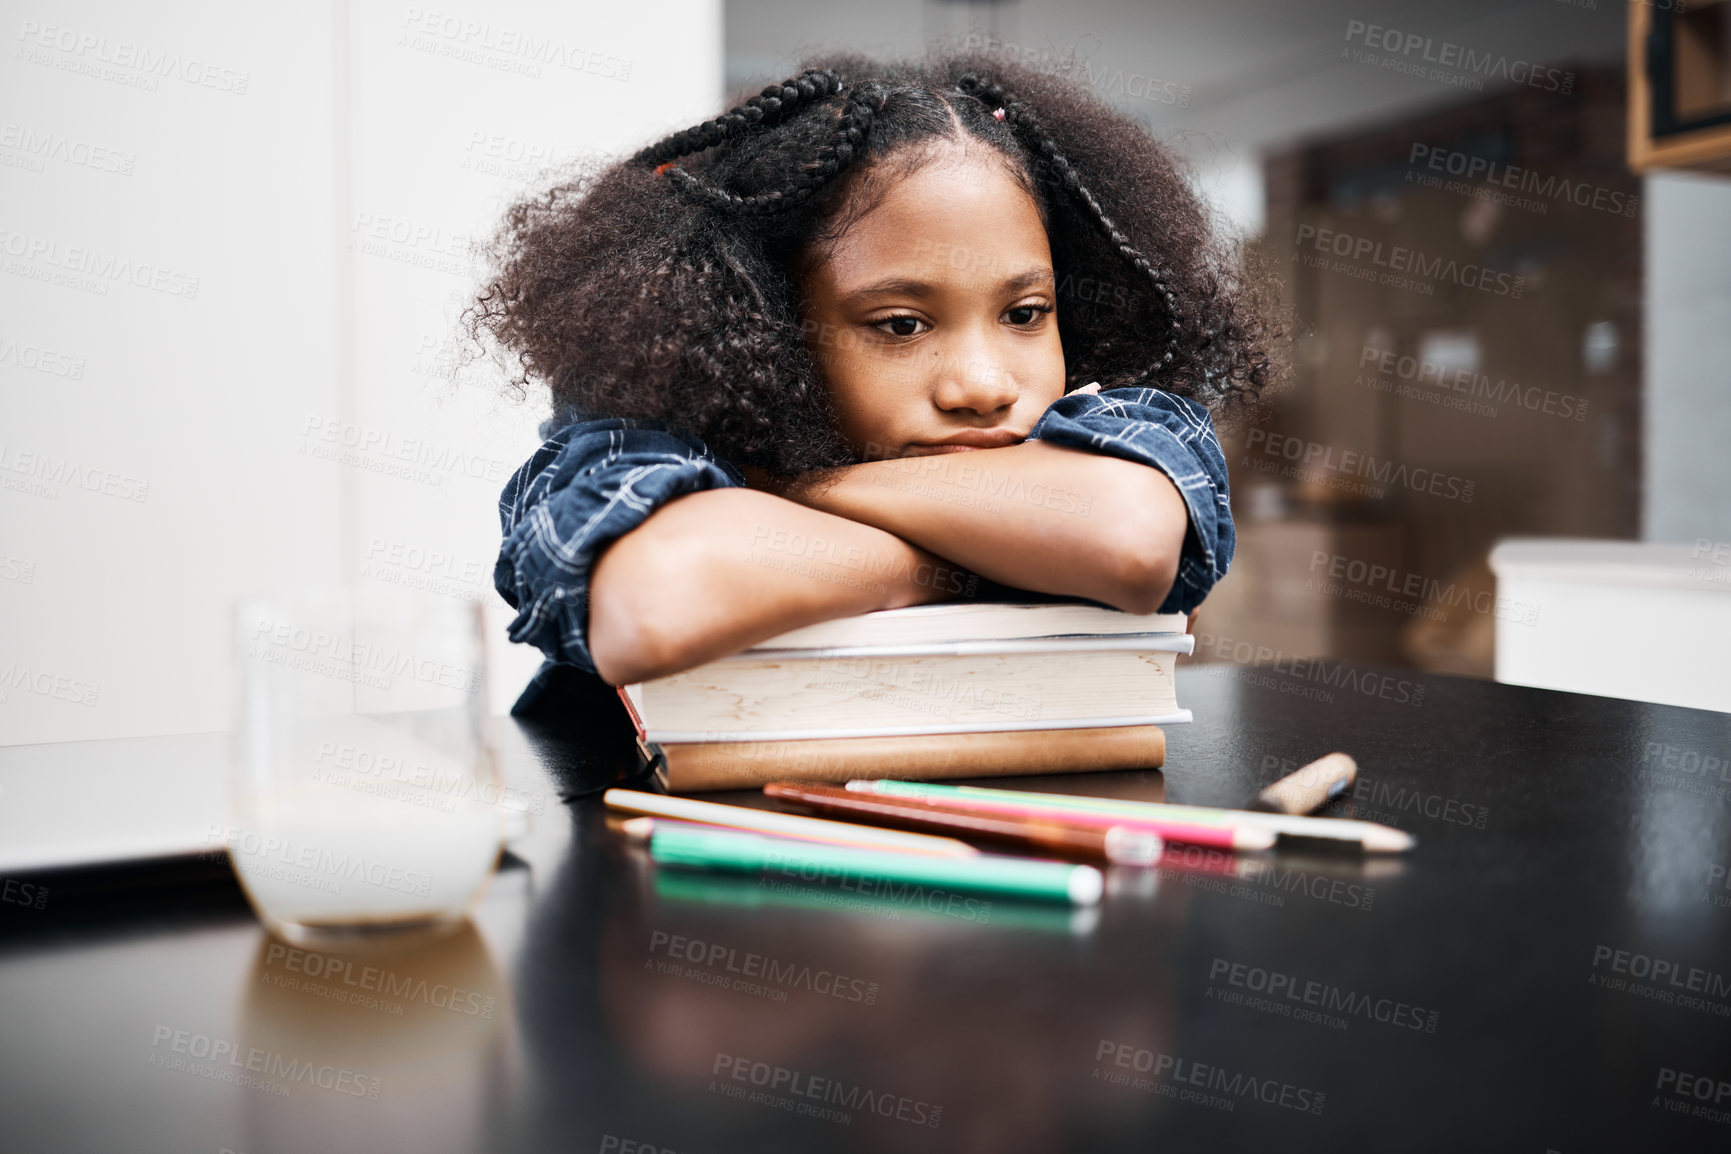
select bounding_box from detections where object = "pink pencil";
[844,789,1274,852]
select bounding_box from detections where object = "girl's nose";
[931,348,1020,415]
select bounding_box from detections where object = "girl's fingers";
[1075,382,1102,395]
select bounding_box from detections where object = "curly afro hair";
[465,46,1278,477]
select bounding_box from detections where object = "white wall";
[0,0,722,745]
[1643,170,1731,545]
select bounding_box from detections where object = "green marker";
[648,824,1104,907]
[651,871,1096,934]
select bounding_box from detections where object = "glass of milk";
[226,587,505,944]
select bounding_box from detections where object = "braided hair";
[952,74,1181,370]
[633,69,874,217]
[467,48,1277,477]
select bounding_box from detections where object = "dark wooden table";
[3,662,1729,1153]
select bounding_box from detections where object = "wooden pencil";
[602,788,978,857]
[764,781,1165,866]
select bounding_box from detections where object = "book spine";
[660,725,1166,792]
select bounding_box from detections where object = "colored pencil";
[603,788,978,858]
[763,781,1166,865]
[645,824,1104,906]
[848,780,1415,853]
[618,814,909,854]
[824,783,1275,852]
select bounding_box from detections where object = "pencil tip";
[1366,826,1416,853]
[1104,826,1164,866]
[1237,827,1279,850]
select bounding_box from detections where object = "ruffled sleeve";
[1027,386,1234,613]
[494,417,745,677]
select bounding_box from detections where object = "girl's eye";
[1005,304,1052,327]
[874,315,928,338]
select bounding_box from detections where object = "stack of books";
[616,600,1193,791]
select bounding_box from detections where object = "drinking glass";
[225,586,505,943]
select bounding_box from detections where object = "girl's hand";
[1072,381,1102,397]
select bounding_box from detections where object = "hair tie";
[654,162,674,176]
[992,107,1006,121]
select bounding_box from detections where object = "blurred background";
[4,0,1729,749]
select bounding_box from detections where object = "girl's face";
[798,142,1067,462]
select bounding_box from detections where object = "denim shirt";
[494,386,1234,713]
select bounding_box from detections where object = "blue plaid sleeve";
[1027,386,1234,613]
[494,416,745,676]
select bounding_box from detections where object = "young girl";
[471,50,1274,713]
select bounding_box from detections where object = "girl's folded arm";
[779,387,1234,616]
[783,442,1184,614]
[588,488,969,685]
[495,419,971,688]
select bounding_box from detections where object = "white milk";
[229,714,504,929]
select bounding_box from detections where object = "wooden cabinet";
[1629,0,1731,172]
[1490,539,1731,712]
